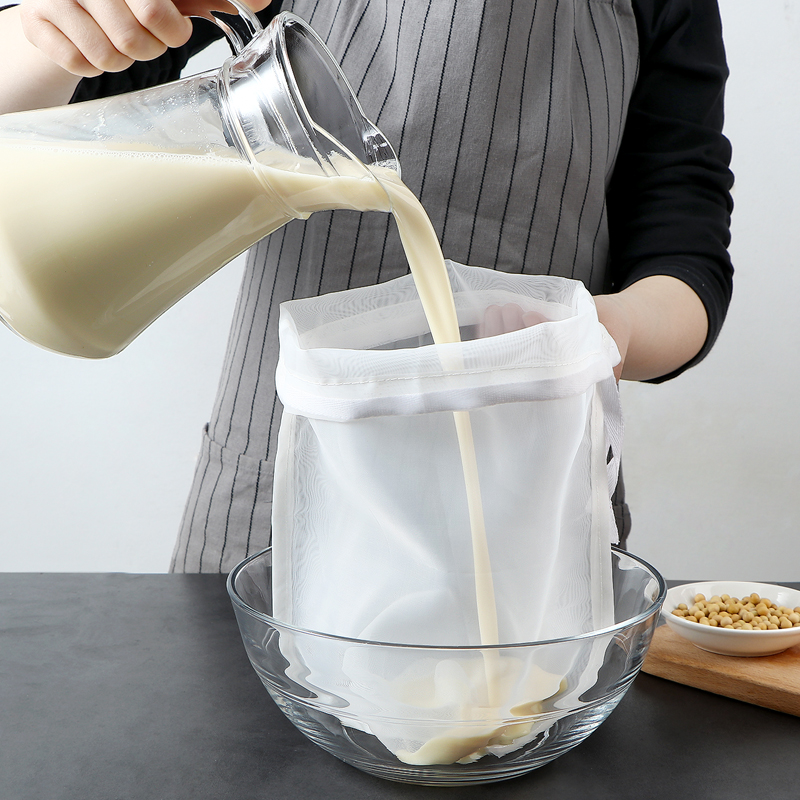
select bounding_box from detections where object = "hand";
[18,0,271,77]
[479,275,708,384]
[478,301,627,382]
[478,303,549,338]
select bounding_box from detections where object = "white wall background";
[620,0,800,581]
[1,2,797,578]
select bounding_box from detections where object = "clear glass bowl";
[227,547,665,786]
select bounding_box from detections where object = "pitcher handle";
[181,0,263,54]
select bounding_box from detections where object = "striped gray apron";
[171,0,639,573]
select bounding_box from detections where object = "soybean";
[670,592,800,630]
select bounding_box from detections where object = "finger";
[480,305,505,338]
[77,0,179,64]
[20,5,131,75]
[522,309,549,327]
[125,0,193,49]
[500,303,525,333]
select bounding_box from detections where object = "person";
[0,0,733,572]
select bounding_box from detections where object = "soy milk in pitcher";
[0,142,391,357]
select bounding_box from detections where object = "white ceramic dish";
[663,581,800,657]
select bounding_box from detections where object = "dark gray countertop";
[1,573,798,800]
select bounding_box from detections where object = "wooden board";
[641,625,800,716]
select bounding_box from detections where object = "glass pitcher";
[0,3,398,358]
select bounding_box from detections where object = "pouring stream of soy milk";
[371,167,502,673]
[363,167,562,765]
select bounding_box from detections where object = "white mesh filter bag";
[270,261,623,763]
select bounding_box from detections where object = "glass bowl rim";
[227,545,666,651]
